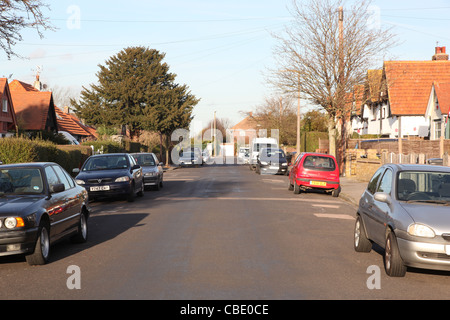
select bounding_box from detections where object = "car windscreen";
[254,143,277,152]
[302,155,336,172]
[181,152,194,158]
[397,171,450,201]
[0,168,44,194]
[260,149,286,160]
[83,155,129,171]
[133,154,156,166]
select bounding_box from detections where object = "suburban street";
[0,161,450,302]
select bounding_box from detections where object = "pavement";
[339,176,367,208]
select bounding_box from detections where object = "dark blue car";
[74,153,144,202]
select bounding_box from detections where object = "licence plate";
[269,166,279,170]
[90,186,110,191]
[310,181,326,186]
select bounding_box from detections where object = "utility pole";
[213,111,217,157]
[338,6,345,175]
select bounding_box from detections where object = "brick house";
[0,78,18,137]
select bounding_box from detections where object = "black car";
[74,153,144,202]
[131,152,164,190]
[256,148,288,175]
[0,162,90,265]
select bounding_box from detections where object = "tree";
[72,46,199,159]
[271,0,397,169]
[0,0,54,58]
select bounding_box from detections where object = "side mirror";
[72,168,80,174]
[131,164,140,171]
[50,183,65,193]
[374,192,392,204]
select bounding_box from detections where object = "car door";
[129,154,143,189]
[44,165,71,241]
[359,167,385,243]
[370,168,394,245]
[51,164,81,233]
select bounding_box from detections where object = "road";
[2,162,450,301]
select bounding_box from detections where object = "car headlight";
[407,223,435,238]
[115,176,130,182]
[260,161,268,165]
[4,217,24,229]
[282,163,288,166]
[75,179,85,185]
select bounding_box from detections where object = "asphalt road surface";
[2,162,450,300]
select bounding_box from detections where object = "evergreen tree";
[71,46,199,142]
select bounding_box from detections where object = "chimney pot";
[433,46,449,61]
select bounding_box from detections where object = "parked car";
[237,147,250,164]
[288,152,340,197]
[0,162,90,265]
[74,153,144,202]
[249,137,278,170]
[131,152,163,190]
[179,151,202,167]
[255,148,288,175]
[202,149,212,164]
[354,164,450,277]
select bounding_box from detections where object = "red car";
[288,152,340,197]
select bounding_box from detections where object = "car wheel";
[137,180,144,197]
[26,223,50,265]
[384,231,407,277]
[332,187,340,197]
[293,182,301,194]
[71,212,88,243]
[127,182,136,202]
[354,216,372,252]
[288,178,294,191]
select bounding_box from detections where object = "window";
[2,99,7,113]
[45,166,61,186]
[434,120,442,139]
[367,167,385,194]
[52,165,73,190]
[377,169,393,194]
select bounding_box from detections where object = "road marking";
[153,196,341,204]
[312,204,340,209]
[314,213,354,220]
[163,178,196,181]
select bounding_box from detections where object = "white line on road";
[314,213,354,220]
[153,196,341,204]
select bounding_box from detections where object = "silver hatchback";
[354,164,450,277]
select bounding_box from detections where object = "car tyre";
[293,182,301,194]
[71,212,88,244]
[127,182,136,202]
[288,178,294,191]
[332,187,340,197]
[354,216,372,252]
[384,231,407,277]
[26,223,50,266]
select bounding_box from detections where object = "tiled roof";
[10,88,54,131]
[231,114,259,131]
[55,107,92,136]
[434,82,450,116]
[9,79,39,92]
[384,60,450,115]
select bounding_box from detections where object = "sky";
[2,0,450,135]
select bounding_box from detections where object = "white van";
[249,137,278,170]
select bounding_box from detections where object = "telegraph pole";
[338,6,345,175]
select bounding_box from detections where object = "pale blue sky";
[2,0,450,134]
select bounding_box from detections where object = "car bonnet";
[399,202,450,233]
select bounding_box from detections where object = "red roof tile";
[434,82,450,116]
[384,60,450,115]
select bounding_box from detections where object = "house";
[425,82,450,140]
[55,106,97,142]
[9,79,58,133]
[228,112,260,147]
[352,46,450,139]
[0,78,18,137]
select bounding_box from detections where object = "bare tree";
[0,0,54,58]
[271,0,397,168]
[242,96,297,146]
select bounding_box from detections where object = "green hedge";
[0,137,92,174]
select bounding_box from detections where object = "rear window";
[302,155,336,172]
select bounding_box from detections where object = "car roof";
[89,153,129,157]
[387,163,450,173]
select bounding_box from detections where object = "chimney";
[63,106,70,114]
[432,46,449,61]
[33,74,42,91]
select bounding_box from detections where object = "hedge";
[0,137,92,174]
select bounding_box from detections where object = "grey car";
[354,164,450,277]
[131,153,163,190]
